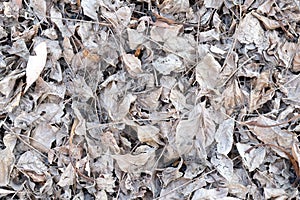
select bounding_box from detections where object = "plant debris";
[0,0,300,199]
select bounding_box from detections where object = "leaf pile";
[0,0,300,199]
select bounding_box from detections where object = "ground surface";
[1,0,300,199]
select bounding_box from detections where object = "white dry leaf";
[152,54,183,75]
[292,50,300,73]
[0,134,16,186]
[122,54,143,77]
[112,149,156,173]
[30,0,46,20]
[0,188,15,198]
[282,74,300,106]
[17,150,48,175]
[292,142,300,172]
[221,79,245,115]
[0,26,7,39]
[136,125,163,147]
[30,123,58,153]
[96,174,116,193]
[161,159,183,187]
[36,103,65,124]
[102,6,132,28]
[57,163,75,187]
[192,188,228,200]
[34,77,66,100]
[137,87,162,111]
[95,190,108,200]
[7,39,29,59]
[63,37,74,64]
[278,41,297,68]
[204,0,224,9]
[215,118,234,155]
[72,104,87,136]
[150,25,183,42]
[236,12,265,46]
[264,188,287,199]
[199,29,220,42]
[111,93,136,121]
[159,178,206,199]
[170,87,189,112]
[0,70,25,98]
[196,53,221,90]
[245,116,294,148]
[236,143,266,172]
[210,45,226,55]
[25,42,47,93]
[50,7,72,38]
[70,76,94,102]
[175,103,215,158]
[159,0,190,13]
[81,0,100,20]
[211,154,234,182]
[251,12,281,30]
[227,182,249,199]
[164,35,196,63]
[127,28,145,50]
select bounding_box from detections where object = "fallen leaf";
[122,53,143,77]
[0,134,16,186]
[152,54,183,75]
[196,53,221,90]
[215,118,234,155]
[25,42,47,93]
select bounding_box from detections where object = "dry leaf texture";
[0,0,300,199]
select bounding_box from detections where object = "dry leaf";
[252,12,281,30]
[30,0,46,20]
[30,123,57,153]
[57,163,75,187]
[152,54,183,75]
[0,134,16,186]
[215,118,234,155]
[112,148,156,173]
[122,54,143,77]
[25,42,47,93]
[0,70,25,98]
[159,0,190,13]
[196,53,221,90]
[236,143,266,172]
[237,12,265,45]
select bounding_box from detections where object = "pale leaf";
[122,54,142,77]
[25,42,47,92]
[215,118,234,155]
[236,143,266,172]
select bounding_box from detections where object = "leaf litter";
[0,0,300,199]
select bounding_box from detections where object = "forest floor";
[1,0,300,199]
